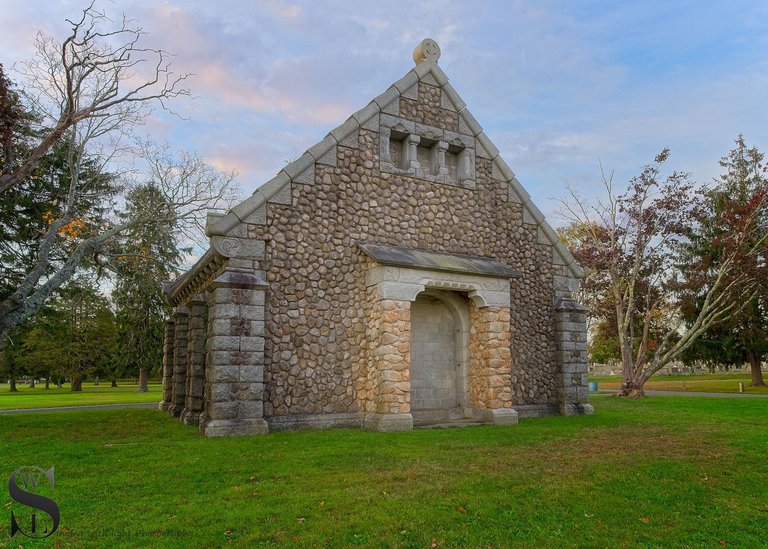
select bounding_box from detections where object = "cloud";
[2,0,766,229]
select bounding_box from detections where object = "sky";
[2,0,767,226]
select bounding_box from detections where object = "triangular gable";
[206,40,583,279]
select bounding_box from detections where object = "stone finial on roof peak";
[413,38,441,65]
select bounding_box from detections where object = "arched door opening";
[409,290,469,424]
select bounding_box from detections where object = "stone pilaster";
[363,298,413,432]
[199,270,269,437]
[468,303,517,425]
[158,318,175,411]
[555,298,593,416]
[181,294,207,426]
[167,308,189,417]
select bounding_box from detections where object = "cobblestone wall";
[247,80,561,416]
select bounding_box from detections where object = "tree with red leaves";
[559,147,766,396]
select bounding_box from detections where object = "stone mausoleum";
[160,39,592,437]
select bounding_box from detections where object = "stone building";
[160,39,592,437]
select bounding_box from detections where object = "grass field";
[1,396,767,547]
[0,382,162,410]
[590,372,768,394]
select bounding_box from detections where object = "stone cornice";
[166,247,226,307]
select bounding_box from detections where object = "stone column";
[158,318,175,411]
[435,141,449,175]
[181,294,207,426]
[199,270,269,437]
[363,298,414,432]
[468,303,518,425]
[555,298,593,416]
[167,307,189,417]
[406,134,421,170]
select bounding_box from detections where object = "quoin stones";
[160,39,593,437]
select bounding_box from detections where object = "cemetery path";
[0,402,158,414]
[597,390,768,398]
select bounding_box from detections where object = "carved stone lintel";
[211,235,265,260]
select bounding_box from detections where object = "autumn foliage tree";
[679,137,768,385]
[560,148,766,396]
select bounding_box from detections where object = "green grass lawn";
[590,372,768,394]
[0,382,162,410]
[1,397,767,547]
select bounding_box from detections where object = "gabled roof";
[205,39,583,279]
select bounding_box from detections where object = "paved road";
[0,402,158,415]
[596,389,768,398]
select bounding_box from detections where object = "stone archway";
[409,290,470,423]
[361,244,522,431]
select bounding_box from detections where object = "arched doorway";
[409,291,469,423]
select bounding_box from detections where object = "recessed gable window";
[380,121,475,189]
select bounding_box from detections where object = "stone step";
[411,407,467,422]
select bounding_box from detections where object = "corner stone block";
[199,270,269,437]
[555,298,592,416]
[477,408,519,425]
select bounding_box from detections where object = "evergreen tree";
[680,136,768,385]
[113,184,182,392]
[0,326,27,392]
[16,305,64,388]
[19,276,117,391]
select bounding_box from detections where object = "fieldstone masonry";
[160,39,592,436]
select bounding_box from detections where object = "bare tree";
[0,4,228,344]
[558,150,765,396]
[0,2,190,194]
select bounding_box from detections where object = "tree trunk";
[44,377,50,389]
[137,368,148,393]
[29,378,35,388]
[111,379,118,387]
[618,373,647,397]
[748,350,765,387]
[9,376,17,392]
[71,375,83,392]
